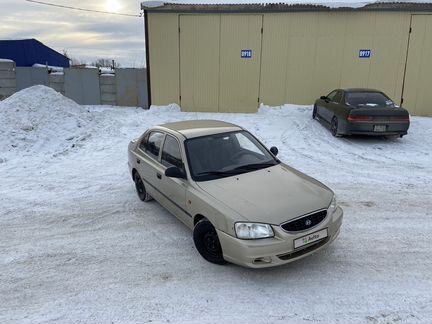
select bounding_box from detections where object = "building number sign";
[241,50,252,59]
[359,50,371,58]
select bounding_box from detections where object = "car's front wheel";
[134,172,152,202]
[312,105,318,120]
[193,219,226,265]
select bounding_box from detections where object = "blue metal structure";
[0,39,70,67]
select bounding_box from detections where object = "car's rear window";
[345,92,394,107]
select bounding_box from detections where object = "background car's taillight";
[390,116,410,123]
[347,114,373,122]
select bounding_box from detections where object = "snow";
[33,63,64,72]
[99,67,115,74]
[0,58,14,63]
[142,0,432,9]
[1,86,432,323]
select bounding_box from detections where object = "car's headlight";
[235,223,274,240]
[328,195,337,214]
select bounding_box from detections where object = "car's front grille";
[281,209,327,232]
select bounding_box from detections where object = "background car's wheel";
[193,219,226,265]
[134,172,152,202]
[331,117,341,137]
[312,105,318,120]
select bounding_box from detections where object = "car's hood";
[197,164,333,225]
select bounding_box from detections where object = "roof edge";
[141,2,432,12]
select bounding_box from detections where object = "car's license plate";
[374,125,386,132]
[294,228,328,249]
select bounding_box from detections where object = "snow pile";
[0,85,93,159]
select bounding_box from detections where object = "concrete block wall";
[0,61,16,100]
[100,74,117,105]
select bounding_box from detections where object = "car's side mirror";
[165,166,186,179]
[270,146,279,156]
[320,96,328,100]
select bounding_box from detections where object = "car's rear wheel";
[331,116,341,137]
[134,172,152,202]
[193,219,226,265]
[312,105,318,120]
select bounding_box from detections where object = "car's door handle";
[157,173,162,179]
[137,159,140,164]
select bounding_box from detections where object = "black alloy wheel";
[134,173,151,202]
[331,116,340,137]
[193,219,226,265]
[312,105,318,119]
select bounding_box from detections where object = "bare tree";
[91,58,121,69]
[62,49,82,66]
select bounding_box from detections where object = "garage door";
[219,15,263,113]
[403,15,432,116]
[179,15,220,112]
[179,14,263,113]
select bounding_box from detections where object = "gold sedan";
[128,120,343,268]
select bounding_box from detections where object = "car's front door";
[159,134,192,228]
[318,90,337,122]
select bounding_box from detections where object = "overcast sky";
[1,0,145,67]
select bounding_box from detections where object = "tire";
[331,116,341,137]
[193,219,226,265]
[312,105,318,120]
[133,172,152,202]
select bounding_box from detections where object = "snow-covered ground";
[1,86,431,323]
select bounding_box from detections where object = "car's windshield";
[185,131,279,181]
[345,92,395,108]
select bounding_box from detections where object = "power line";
[24,0,142,17]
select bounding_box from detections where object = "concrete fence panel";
[100,74,117,105]
[0,60,16,100]
[49,73,65,95]
[116,68,148,108]
[64,68,100,105]
[16,67,49,91]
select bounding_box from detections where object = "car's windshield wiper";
[196,162,278,178]
[232,162,277,171]
[195,170,238,177]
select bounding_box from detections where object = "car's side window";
[146,131,165,160]
[161,135,183,170]
[333,91,343,103]
[326,90,338,101]
[139,133,149,151]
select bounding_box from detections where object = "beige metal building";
[141,1,432,116]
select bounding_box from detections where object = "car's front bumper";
[217,206,343,268]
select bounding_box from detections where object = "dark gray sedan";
[313,89,410,137]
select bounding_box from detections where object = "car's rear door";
[159,134,192,228]
[328,90,345,120]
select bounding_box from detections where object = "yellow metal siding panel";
[367,13,410,101]
[179,15,220,112]
[148,13,180,105]
[260,12,411,106]
[219,15,263,113]
[403,15,432,116]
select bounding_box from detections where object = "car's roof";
[157,119,243,139]
[341,88,382,93]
